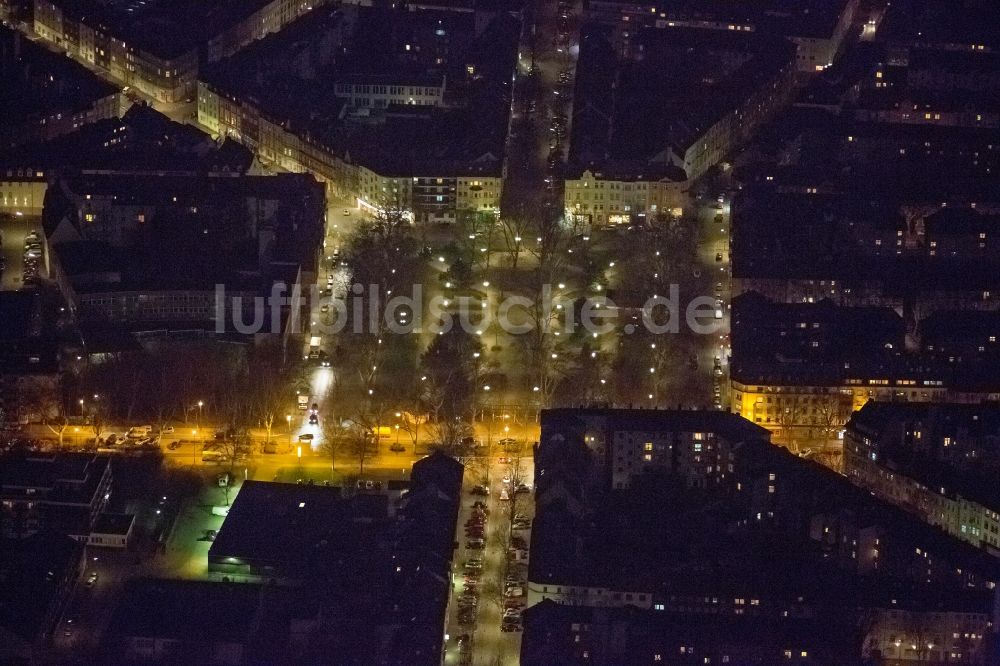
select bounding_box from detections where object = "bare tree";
[342,404,385,476]
[427,417,474,460]
[22,385,70,447]
[776,400,803,453]
[458,208,500,272]
[498,214,531,270]
[320,417,351,472]
[247,341,292,449]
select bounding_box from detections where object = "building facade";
[198,80,503,219]
[563,169,688,227]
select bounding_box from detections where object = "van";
[128,425,153,438]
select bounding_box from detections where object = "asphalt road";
[0,214,38,291]
[443,450,535,665]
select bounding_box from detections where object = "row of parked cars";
[459,501,490,626]
[501,511,533,632]
[23,229,41,285]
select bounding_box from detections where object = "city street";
[443,447,534,666]
[0,214,40,291]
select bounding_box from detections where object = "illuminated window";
[644,443,653,451]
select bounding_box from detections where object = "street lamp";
[197,401,204,439]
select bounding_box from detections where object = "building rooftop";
[0,292,38,342]
[878,0,1000,51]
[1,104,253,175]
[46,0,282,58]
[541,407,771,442]
[569,25,795,174]
[0,27,118,147]
[0,532,82,644]
[208,453,461,664]
[0,454,109,502]
[201,5,519,178]
[92,512,135,535]
[594,0,856,40]
[521,599,861,665]
[102,578,281,648]
[730,292,1000,390]
[528,409,1000,662]
[847,401,1000,512]
[731,187,1000,288]
[209,482,385,571]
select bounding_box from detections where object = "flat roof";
[1,27,117,145]
[92,512,135,535]
[201,6,519,178]
[2,105,253,175]
[209,482,388,570]
[0,533,83,643]
[105,578,263,641]
[569,25,794,171]
[48,0,281,59]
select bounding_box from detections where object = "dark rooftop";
[202,6,519,178]
[209,481,387,572]
[569,24,795,172]
[48,0,280,58]
[0,533,82,644]
[1,104,253,175]
[105,578,264,641]
[0,27,118,147]
[92,513,135,535]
